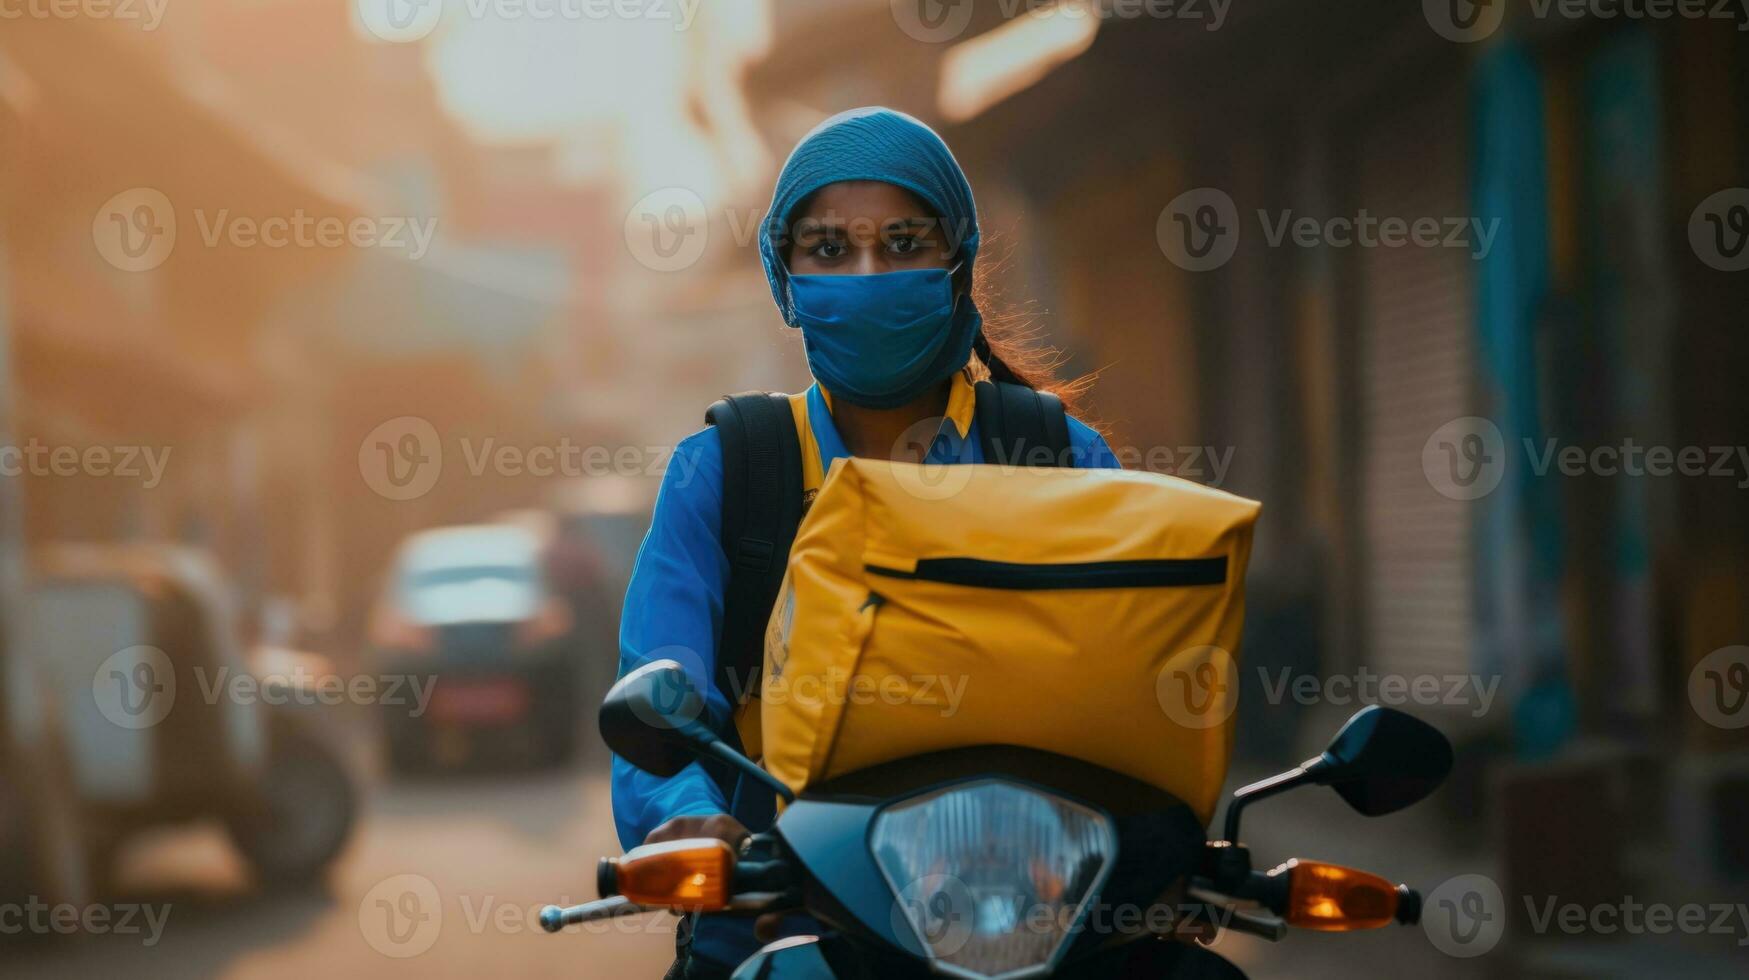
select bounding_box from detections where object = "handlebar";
[1189,861,1422,937]
[538,896,656,932]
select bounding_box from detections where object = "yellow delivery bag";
[743,458,1260,823]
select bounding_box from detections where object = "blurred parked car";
[2,577,92,917]
[369,523,580,773]
[12,544,357,894]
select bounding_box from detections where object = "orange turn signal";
[1276,859,1401,931]
[599,838,735,911]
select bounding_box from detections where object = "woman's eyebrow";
[792,217,845,236]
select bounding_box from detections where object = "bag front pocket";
[865,555,1227,590]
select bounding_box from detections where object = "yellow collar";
[815,368,978,439]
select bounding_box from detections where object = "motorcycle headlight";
[869,779,1116,980]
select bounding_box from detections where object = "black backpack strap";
[974,379,1072,467]
[704,392,804,708]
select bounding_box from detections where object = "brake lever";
[1184,881,1287,942]
[1221,908,1288,942]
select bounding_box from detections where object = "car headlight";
[870,779,1116,980]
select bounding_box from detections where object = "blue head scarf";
[758,106,982,345]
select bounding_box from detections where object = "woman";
[612,107,1121,978]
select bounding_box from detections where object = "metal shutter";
[1357,82,1475,683]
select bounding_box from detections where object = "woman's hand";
[643,815,793,940]
[643,813,750,848]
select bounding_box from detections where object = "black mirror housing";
[598,660,715,777]
[1220,704,1455,844]
[1314,705,1454,816]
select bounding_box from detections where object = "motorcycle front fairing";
[751,745,1222,980]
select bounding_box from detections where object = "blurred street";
[4,746,672,979]
[3,2,1748,978]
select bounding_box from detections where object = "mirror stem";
[1221,757,1326,843]
[703,740,797,804]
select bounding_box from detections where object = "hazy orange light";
[938,0,1101,123]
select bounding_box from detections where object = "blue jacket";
[611,375,1119,965]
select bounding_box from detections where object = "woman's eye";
[887,236,920,255]
[809,241,846,259]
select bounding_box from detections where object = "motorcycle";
[540,660,1454,979]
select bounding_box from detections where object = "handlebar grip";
[539,896,653,933]
[1394,886,1421,926]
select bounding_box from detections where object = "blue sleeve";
[610,427,736,849]
[1066,416,1123,469]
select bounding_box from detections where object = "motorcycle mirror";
[598,660,714,778]
[598,660,797,803]
[1309,705,1454,817]
[1219,705,1453,846]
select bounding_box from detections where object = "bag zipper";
[865,556,1227,590]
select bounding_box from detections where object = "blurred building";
[0,17,361,581]
[738,0,1749,912]
[1,6,612,657]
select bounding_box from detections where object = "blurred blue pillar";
[1471,41,1575,757]
[1583,28,1671,721]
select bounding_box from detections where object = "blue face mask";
[788,264,977,409]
